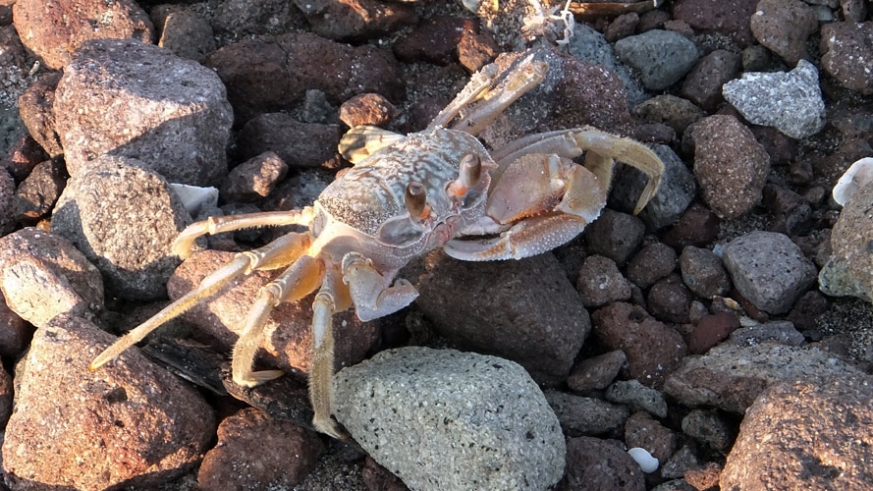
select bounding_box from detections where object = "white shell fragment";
[833,157,873,207]
[628,447,659,473]
[170,183,219,216]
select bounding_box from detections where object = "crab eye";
[459,153,482,188]
[405,182,428,219]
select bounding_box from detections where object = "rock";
[614,30,700,91]
[220,151,288,203]
[679,246,731,298]
[585,209,646,266]
[0,166,13,234]
[212,0,305,37]
[198,408,324,490]
[2,314,214,490]
[339,93,398,128]
[168,250,378,376]
[0,290,31,358]
[680,49,742,111]
[749,0,818,64]
[691,115,771,219]
[763,183,813,236]
[661,446,701,480]
[16,72,62,157]
[567,350,627,393]
[632,95,706,135]
[333,347,566,491]
[51,155,192,300]
[0,228,103,327]
[722,60,826,139]
[687,312,740,354]
[0,134,47,181]
[647,274,693,324]
[663,342,865,414]
[556,437,646,491]
[11,0,153,70]
[592,302,688,387]
[672,0,758,47]
[681,409,735,452]
[416,252,587,384]
[236,113,341,169]
[545,390,630,437]
[157,9,216,62]
[13,157,65,220]
[685,462,722,491]
[605,380,668,418]
[729,320,805,347]
[722,231,817,314]
[626,241,677,289]
[294,0,417,41]
[577,254,632,308]
[624,412,677,464]
[720,375,873,491]
[394,16,472,65]
[566,23,647,106]
[54,38,232,187]
[203,32,402,124]
[661,203,720,249]
[821,21,873,95]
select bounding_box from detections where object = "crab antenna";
[405,182,429,219]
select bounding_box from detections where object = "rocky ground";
[0,0,872,490]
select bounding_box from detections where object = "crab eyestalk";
[405,182,430,220]
[448,153,483,198]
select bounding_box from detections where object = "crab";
[90,50,664,438]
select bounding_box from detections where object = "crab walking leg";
[342,252,419,322]
[232,254,325,386]
[490,127,664,214]
[309,267,350,439]
[89,232,311,371]
[173,208,315,258]
[444,155,607,261]
[426,62,500,130]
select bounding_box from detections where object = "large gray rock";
[333,347,565,491]
[614,30,699,91]
[820,179,873,302]
[54,38,232,186]
[722,60,825,139]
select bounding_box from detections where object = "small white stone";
[170,183,218,215]
[833,157,873,207]
[628,447,659,473]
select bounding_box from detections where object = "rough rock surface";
[11,0,154,70]
[692,115,771,219]
[722,231,817,314]
[820,179,873,302]
[722,60,826,139]
[614,29,699,91]
[415,252,587,384]
[333,347,566,491]
[664,343,866,414]
[2,315,214,491]
[51,155,192,300]
[0,227,103,327]
[821,21,873,95]
[53,38,232,186]
[721,375,873,491]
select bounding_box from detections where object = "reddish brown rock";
[294,0,417,41]
[688,312,740,354]
[394,16,472,65]
[592,302,687,387]
[749,0,818,65]
[2,314,214,490]
[821,21,873,95]
[0,228,103,327]
[567,350,627,393]
[198,408,323,490]
[203,32,403,124]
[577,254,632,308]
[12,0,154,70]
[557,437,645,491]
[0,290,32,358]
[720,375,873,491]
[0,134,48,181]
[626,242,678,289]
[14,157,65,220]
[661,203,720,249]
[671,0,758,48]
[339,93,398,129]
[17,72,63,157]
[624,411,678,464]
[236,113,341,169]
[221,151,288,203]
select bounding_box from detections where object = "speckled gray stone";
[614,30,700,91]
[51,155,192,300]
[567,23,648,105]
[820,179,873,302]
[333,347,565,491]
[605,379,668,418]
[722,231,816,314]
[722,60,825,139]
